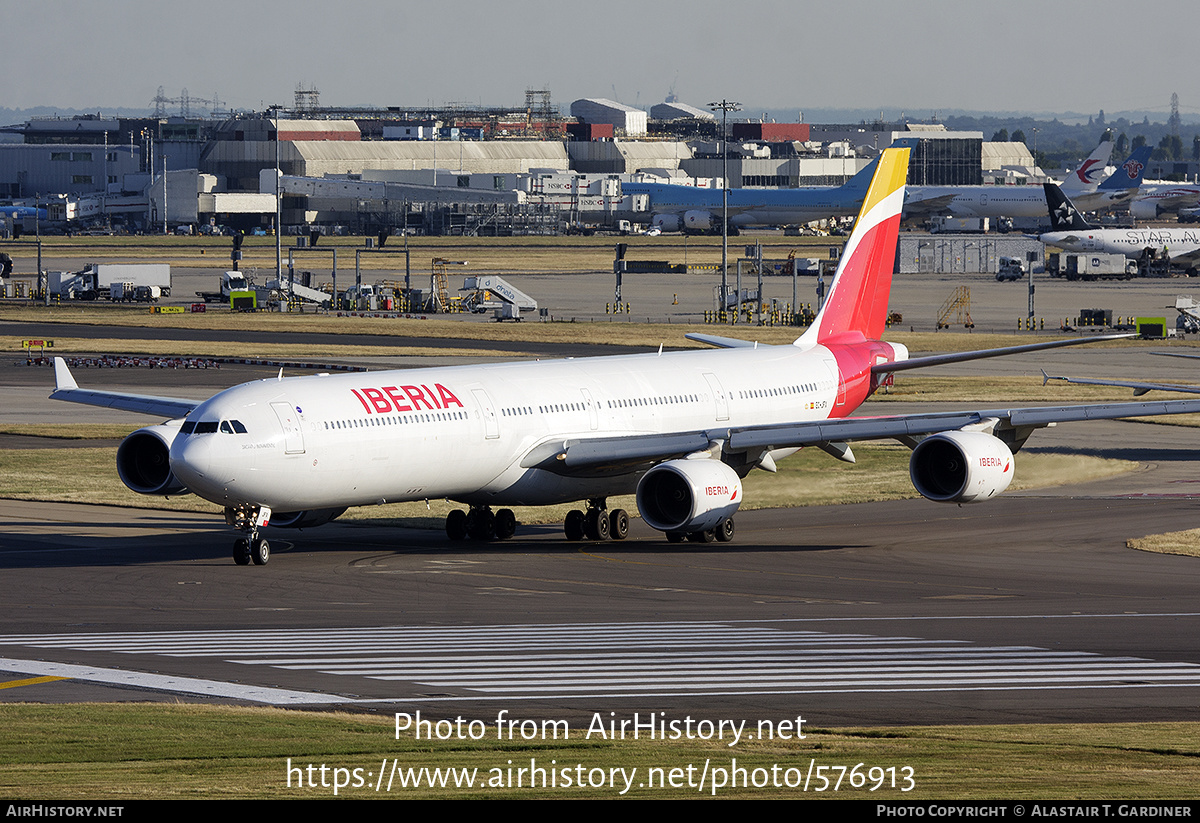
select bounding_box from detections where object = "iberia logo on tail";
[799,147,910,346]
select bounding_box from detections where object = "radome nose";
[170,434,223,494]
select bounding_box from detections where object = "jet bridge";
[460,275,537,315]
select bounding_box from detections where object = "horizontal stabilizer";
[49,357,198,418]
[684,333,760,349]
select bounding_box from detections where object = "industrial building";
[0,98,1018,236]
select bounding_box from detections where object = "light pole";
[709,99,741,321]
[161,153,168,235]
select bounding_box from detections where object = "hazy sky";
[3,0,1197,119]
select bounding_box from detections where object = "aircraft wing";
[1043,370,1200,397]
[1167,247,1200,267]
[901,192,958,220]
[872,334,1134,375]
[521,397,1200,476]
[48,358,198,418]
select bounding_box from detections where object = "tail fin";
[797,146,911,346]
[1043,183,1093,231]
[1098,145,1153,191]
[1061,140,1114,192]
[837,153,882,195]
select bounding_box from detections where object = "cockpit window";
[180,421,196,434]
[194,421,219,434]
[230,420,247,433]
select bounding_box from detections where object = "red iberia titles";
[351,384,464,414]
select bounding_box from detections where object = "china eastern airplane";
[1039,183,1200,270]
[49,147,1200,566]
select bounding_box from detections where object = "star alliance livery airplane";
[49,148,1200,565]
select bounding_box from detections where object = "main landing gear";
[664,517,735,545]
[227,505,270,566]
[564,499,629,542]
[445,506,517,542]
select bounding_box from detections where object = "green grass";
[1,704,1197,799]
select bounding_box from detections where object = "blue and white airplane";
[621,156,883,233]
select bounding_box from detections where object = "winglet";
[53,357,78,391]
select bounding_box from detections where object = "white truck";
[1047,252,1137,281]
[930,216,989,234]
[995,256,1026,281]
[196,271,251,303]
[50,264,171,300]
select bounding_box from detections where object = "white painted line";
[0,657,347,705]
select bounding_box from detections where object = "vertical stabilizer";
[1043,183,1093,231]
[1098,145,1153,191]
[1061,141,1114,193]
[797,147,910,346]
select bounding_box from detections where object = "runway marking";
[2,620,1200,703]
[0,657,344,705]
[0,675,67,690]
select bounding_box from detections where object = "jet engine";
[636,458,742,533]
[116,423,189,496]
[1130,199,1161,220]
[683,210,715,232]
[909,430,1014,504]
[652,214,681,233]
[268,508,347,529]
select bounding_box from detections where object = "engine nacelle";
[683,210,715,232]
[909,430,1014,504]
[1130,199,1161,220]
[268,508,347,529]
[116,423,190,497]
[652,214,681,233]
[636,458,742,533]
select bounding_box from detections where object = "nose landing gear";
[227,505,271,565]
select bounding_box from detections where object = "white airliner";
[50,148,1200,565]
[1040,183,1200,270]
[903,144,1152,221]
[1129,183,1200,220]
